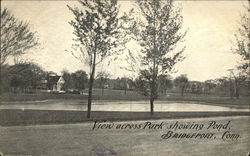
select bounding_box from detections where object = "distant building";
[47,75,65,91]
[186,81,204,94]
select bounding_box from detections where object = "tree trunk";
[87,51,96,118]
[235,84,240,99]
[0,64,2,96]
[150,97,154,115]
[248,81,250,94]
[229,80,234,99]
[234,79,240,99]
[150,77,157,116]
[87,74,94,118]
[235,89,239,99]
[150,2,157,116]
[181,86,184,96]
[124,85,127,95]
[102,86,104,96]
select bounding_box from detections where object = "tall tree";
[0,8,38,65]
[231,4,250,92]
[67,0,126,118]
[127,0,187,115]
[1,8,38,95]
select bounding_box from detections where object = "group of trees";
[1,0,249,118]
[62,70,88,92]
[3,63,246,99]
[67,0,187,117]
[1,63,89,93]
[135,73,249,99]
[1,7,39,94]
[111,77,133,94]
[213,75,249,99]
[1,63,46,92]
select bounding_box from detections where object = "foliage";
[204,80,217,94]
[1,63,46,92]
[174,74,188,96]
[95,71,110,88]
[67,0,126,118]
[125,0,187,114]
[62,70,88,91]
[73,70,88,90]
[134,74,150,96]
[61,70,73,90]
[0,8,38,65]
[231,5,250,77]
[158,74,173,94]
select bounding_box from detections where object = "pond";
[0,100,248,112]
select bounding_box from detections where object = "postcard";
[0,0,249,155]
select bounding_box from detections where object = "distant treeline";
[1,62,249,99]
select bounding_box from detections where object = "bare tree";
[0,8,38,65]
[228,69,245,99]
[231,4,250,92]
[126,0,187,115]
[67,0,126,118]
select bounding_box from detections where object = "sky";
[1,0,249,81]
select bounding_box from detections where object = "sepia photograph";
[0,0,249,155]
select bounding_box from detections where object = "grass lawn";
[160,93,250,107]
[0,116,249,156]
[0,109,249,126]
